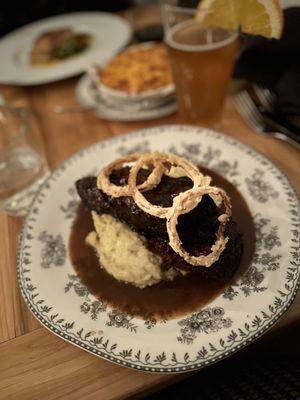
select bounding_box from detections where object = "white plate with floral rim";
[18,125,300,373]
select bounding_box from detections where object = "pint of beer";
[164,5,239,127]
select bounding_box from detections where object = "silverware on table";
[234,89,300,150]
[53,105,92,113]
[53,95,176,114]
[252,84,276,113]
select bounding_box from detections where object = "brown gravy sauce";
[69,168,255,320]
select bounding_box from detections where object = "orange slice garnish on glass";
[197,0,284,39]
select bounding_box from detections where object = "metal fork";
[252,84,276,113]
[234,90,300,150]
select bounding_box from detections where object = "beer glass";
[163,5,239,127]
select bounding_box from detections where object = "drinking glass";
[163,4,239,127]
[0,106,49,216]
[128,1,164,42]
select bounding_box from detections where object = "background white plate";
[0,12,131,85]
[18,126,300,373]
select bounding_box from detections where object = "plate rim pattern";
[17,125,300,373]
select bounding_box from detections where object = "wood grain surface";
[0,78,299,400]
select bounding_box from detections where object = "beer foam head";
[165,20,238,52]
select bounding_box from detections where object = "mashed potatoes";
[86,213,178,288]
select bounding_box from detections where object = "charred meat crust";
[75,167,243,281]
[76,168,219,241]
[146,222,242,282]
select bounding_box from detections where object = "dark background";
[0,0,202,37]
[0,0,132,37]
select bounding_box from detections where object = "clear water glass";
[0,106,49,216]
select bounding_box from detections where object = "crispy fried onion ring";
[97,152,232,268]
[167,186,232,267]
[97,153,165,198]
[128,152,210,218]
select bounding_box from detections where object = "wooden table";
[0,79,299,400]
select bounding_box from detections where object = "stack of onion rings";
[97,152,232,268]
